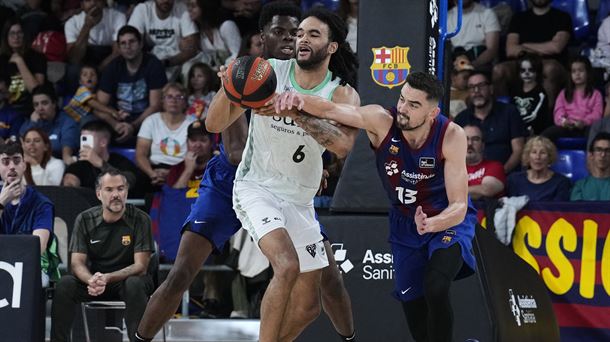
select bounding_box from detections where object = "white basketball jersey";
[235,58,342,205]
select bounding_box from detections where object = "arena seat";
[551,149,588,181]
[552,0,590,41]
[109,147,136,164]
[555,137,587,150]
[479,0,528,13]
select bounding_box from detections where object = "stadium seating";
[109,147,136,164]
[556,137,587,150]
[551,149,588,181]
[552,0,590,41]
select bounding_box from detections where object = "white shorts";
[233,181,327,272]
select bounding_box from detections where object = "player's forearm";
[301,94,366,130]
[293,111,353,157]
[207,89,242,133]
[427,202,468,232]
[71,262,94,284]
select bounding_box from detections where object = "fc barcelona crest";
[122,235,131,246]
[370,46,411,89]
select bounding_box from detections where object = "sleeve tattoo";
[294,111,344,148]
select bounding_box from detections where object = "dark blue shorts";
[389,207,477,302]
[182,155,241,252]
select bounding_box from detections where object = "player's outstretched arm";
[418,122,469,234]
[272,91,389,140]
[291,85,360,158]
[206,67,247,133]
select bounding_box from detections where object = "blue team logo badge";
[419,157,435,168]
[389,145,399,155]
[370,46,411,89]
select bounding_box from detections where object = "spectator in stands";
[62,120,142,195]
[588,117,610,152]
[63,0,126,91]
[493,0,572,109]
[449,53,473,118]
[129,0,199,81]
[22,127,64,185]
[186,62,218,120]
[96,25,167,144]
[20,84,79,165]
[220,0,261,37]
[454,71,527,173]
[338,0,358,52]
[64,64,123,125]
[0,141,58,287]
[542,56,603,142]
[187,0,241,70]
[448,0,500,70]
[238,31,263,57]
[136,83,195,187]
[596,15,610,61]
[16,0,48,43]
[464,123,506,199]
[511,53,552,135]
[0,75,23,144]
[50,169,155,342]
[507,135,571,201]
[0,18,46,116]
[571,132,610,201]
[166,120,213,189]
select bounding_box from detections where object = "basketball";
[223,56,277,109]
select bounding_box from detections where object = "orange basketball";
[223,56,277,109]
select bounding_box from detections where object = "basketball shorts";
[182,155,241,252]
[389,207,477,302]
[233,180,327,272]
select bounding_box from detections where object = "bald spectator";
[493,0,572,109]
[128,0,199,81]
[454,71,527,173]
[448,0,500,70]
[571,133,610,201]
[465,124,506,199]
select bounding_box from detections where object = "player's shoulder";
[442,121,467,152]
[331,83,360,105]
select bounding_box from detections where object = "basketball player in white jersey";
[206,7,360,342]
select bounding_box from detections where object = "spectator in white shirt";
[136,82,195,187]
[22,127,65,186]
[128,0,199,81]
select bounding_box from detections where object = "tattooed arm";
[292,85,361,158]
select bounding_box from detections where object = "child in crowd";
[64,65,127,125]
[186,62,218,120]
[511,53,552,135]
[542,56,603,142]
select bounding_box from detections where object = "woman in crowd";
[0,18,46,115]
[22,127,65,185]
[136,82,195,187]
[507,136,572,201]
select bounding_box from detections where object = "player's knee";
[165,267,196,293]
[272,258,300,283]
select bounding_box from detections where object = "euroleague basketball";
[223,56,277,109]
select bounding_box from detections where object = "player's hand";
[257,94,279,116]
[275,91,304,114]
[415,206,429,235]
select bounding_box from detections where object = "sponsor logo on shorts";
[419,157,435,168]
[306,243,317,258]
[261,217,271,225]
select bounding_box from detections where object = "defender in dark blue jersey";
[270,71,476,342]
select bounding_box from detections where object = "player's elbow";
[205,119,223,134]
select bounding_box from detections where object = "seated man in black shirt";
[62,120,143,197]
[51,169,155,342]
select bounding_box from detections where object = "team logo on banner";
[370,46,411,89]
